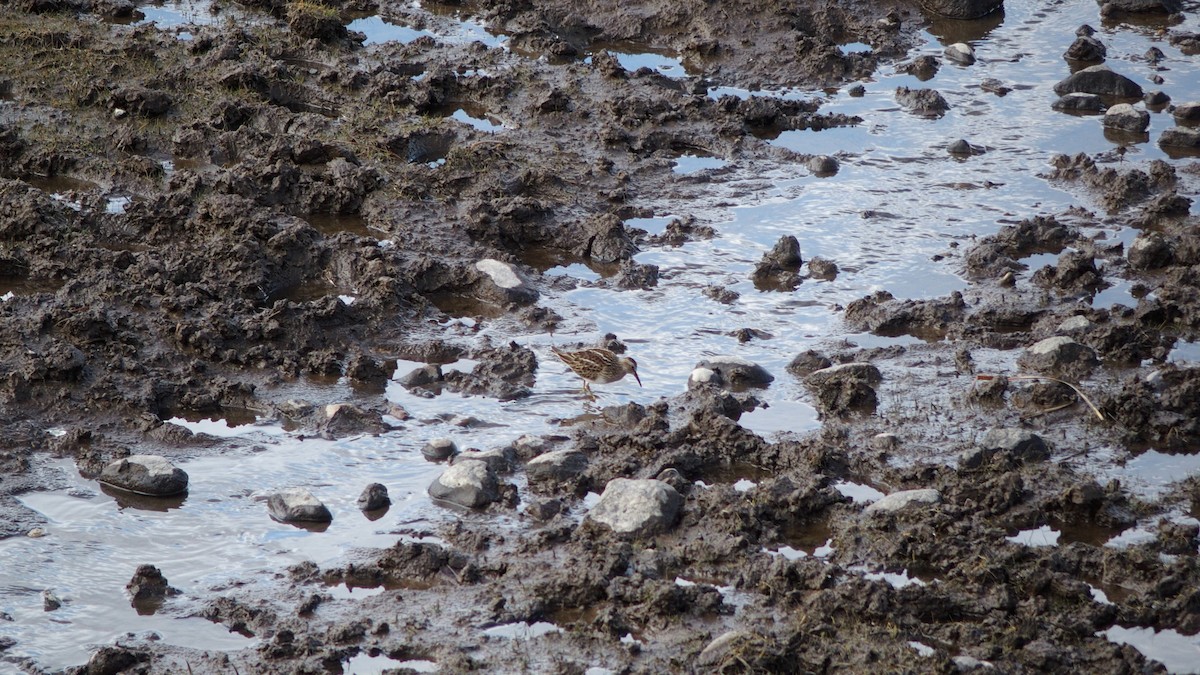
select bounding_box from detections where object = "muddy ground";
[2,0,1200,672]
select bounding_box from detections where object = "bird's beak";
[633,371,642,387]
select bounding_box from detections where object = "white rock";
[268,487,333,523]
[99,455,189,496]
[428,460,500,508]
[864,489,941,514]
[944,42,976,65]
[588,478,683,535]
[475,259,526,289]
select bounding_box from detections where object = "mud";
[2,0,1200,673]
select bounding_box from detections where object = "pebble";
[944,42,976,66]
[1102,103,1149,133]
[692,356,774,389]
[1016,336,1098,378]
[421,438,458,462]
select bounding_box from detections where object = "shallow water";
[5,0,1200,670]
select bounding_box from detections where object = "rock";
[958,447,989,470]
[980,78,1011,96]
[847,84,866,97]
[1052,93,1103,113]
[525,450,588,491]
[397,364,442,388]
[474,258,538,305]
[944,43,976,66]
[1103,103,1149,132]
[864,489,941,514]
[807,155,839,176]
[454,447,515,474]
[1053,65,1143,99]
[427,460,500,509]
[1172,102,1200,123]
[42,589,62,611]
[319,403,391,438]
[693,356,774,389]
[1064,35,1106,62]
[1159,126,1200,149]
[126,564,179,601]
[1148,92,1173,110]
[953,655,995,671]
[920,0,1004,19]
[947,138,973,154]
[587,478,682,536]
[421,438,458,462]
[85,646,148,674]
[752,235,803,289]
[356,483,390,511]
[900,55,940,80]
[99,455,189,497]
[870,433,900,451]
[1128,232,1173,270]
[807,256,839,280]
[786,350,832,377]
[1100,0,1181,15]
[1057,316,1093,334]
[1016,336,1099,379]
[804,363,882,414]
[688,366,723,389]
[268,488,333,523]
[979,428,1050,462]
[110,84,172,116]
[895,87,950,117]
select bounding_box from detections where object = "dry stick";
[976,373,1105,422]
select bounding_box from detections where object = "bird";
[551,345,641,396]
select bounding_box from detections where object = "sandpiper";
[551,345,642,396]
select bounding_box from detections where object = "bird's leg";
[581,381,595,399]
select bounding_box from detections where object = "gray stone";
[1128,232,1173,270]
[947,138,973,154]
[688,366,723,389]
[1103,103,1150,132]
[1057,315,1093,333]
[979,428,1050,462]
[319,403,389,437]
[1159,126,1200,149]
[693,356,774,389]
[1145,90,1170,107]
[807,155,839,176]
[428,460,500,509]
[454,446,515,474]
[920,0,1004,19]
[588,478,683,536]
[870,433,900,451]
[1100,0,1181,15]
[1016,336,1098,379]
[1052,93,1103,113]
[944,43,976,66]
[864,489,941,514]
[786,350,832,377]
[42,589,62,612]
[526,450,588,489]
[806,362,883,387]
[958,447,989,470]
[896,87,950,117]
[397,364,441,388]
[1172,102,1200,123]
[807,256,839,280]
[421,438,458,462]
[356,483,390,511]
[697,630,750,667]
[1064,35,1106,62]
[953,655,995,671]
[1053,65,1143,98]
[99,455,189,497]
[268,488,333,523]
[474,258,538,305]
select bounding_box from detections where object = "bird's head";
[621,357,642,387]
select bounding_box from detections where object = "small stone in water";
[357,483,391,511]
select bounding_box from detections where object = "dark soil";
[2,0,1199,673]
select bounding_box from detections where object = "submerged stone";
[99,455,188,497]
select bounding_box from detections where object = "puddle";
[1006,524,1062,548]
[482,621,562,639]
[624,215,680,237]
[305,213,382,239]
[737,399,821,437]
[776,518,835,559]
[1110,450,1200,499]
[852,565,929,589]
[1100,625,1200,674]
[449,107,505,133]
[350,14,506,49]
[1168,340,1200,365]
[594,45,689,78]
[342,653,436,674]
[673,154,728,174]
[519,245,616,282]
[0,276,63,300]
[833,480,886,504]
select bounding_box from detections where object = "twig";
[976,373,1105,421]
